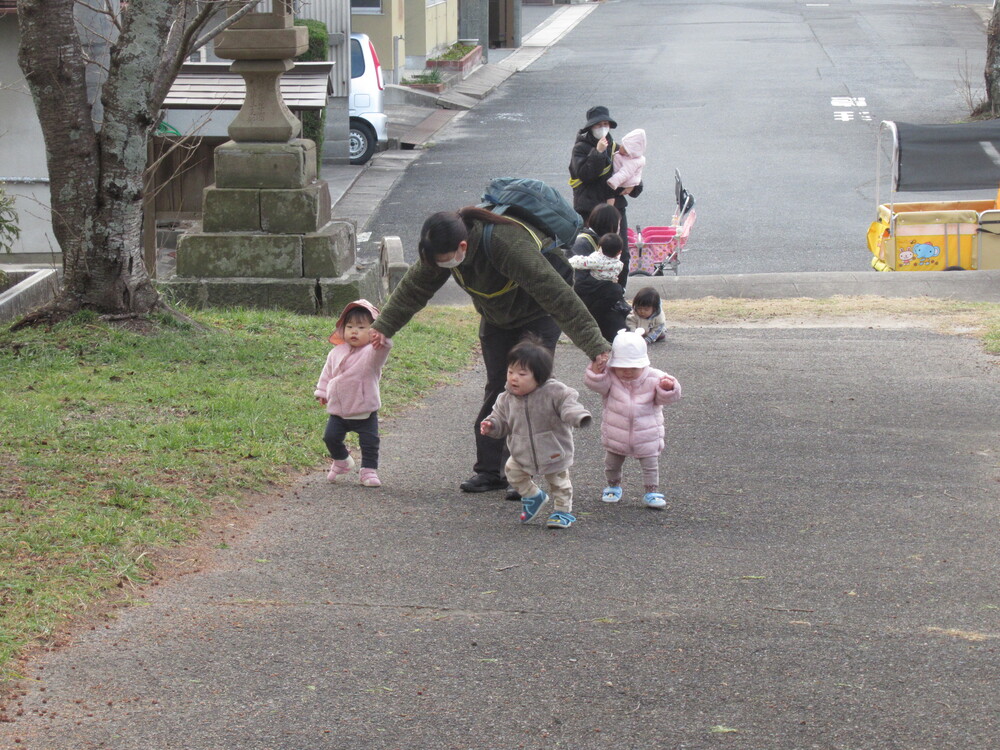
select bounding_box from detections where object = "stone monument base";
[157,265,384,316]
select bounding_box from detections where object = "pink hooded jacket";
[583,365,681,457]
[314,300,392,419]
[607,128,647,190]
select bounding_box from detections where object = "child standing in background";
[607,128,647,193]
[585,328,681,509]
[481,337,592,529]
[627,286,668,343]
[315,300,391,488]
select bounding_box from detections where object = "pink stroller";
[628,170,696,276]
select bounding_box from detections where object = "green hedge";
[295,18,329,167]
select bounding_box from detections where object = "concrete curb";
[0,268,61,324]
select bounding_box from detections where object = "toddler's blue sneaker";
[601,486,623,503]
[546,512,576,529]
[519,490,549,523]
[643,492,666,509]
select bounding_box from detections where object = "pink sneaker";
[326,455,355,482]
[359,468,381,487]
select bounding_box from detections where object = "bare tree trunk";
[985,2,1000,116]
[14,0,244,325]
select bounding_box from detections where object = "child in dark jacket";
[315,300,392,488]
[573,233,632,344]
[481,338,591,529]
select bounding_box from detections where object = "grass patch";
[660,295,1000,354]
[0,305,478,681]
[430,42,476,62]
[402,70,443,85]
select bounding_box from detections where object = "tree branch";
[191,0,263,52]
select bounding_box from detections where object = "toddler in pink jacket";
[584,328,681,509]
[606,128,646,192]
[315,300,392,487]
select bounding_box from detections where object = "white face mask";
[591,125,610,140]
[436,248,466,268]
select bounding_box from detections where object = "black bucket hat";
[583,105,618,130]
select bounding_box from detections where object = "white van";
[349,33,388,165]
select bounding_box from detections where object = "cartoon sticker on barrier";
[912,242,941,267]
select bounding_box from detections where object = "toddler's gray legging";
[605,451,659,492]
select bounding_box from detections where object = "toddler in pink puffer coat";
[584,328,681,509]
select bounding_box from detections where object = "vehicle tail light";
[369,40,384,91]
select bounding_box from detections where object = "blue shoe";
[546,511,576,529]
[520,490,549,523]
[601,486,622,503]
[643,492,666,509]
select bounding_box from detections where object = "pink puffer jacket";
[584,366,681,457]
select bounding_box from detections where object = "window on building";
[351,0,382,13]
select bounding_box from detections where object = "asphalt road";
[366,0,990,275]
[3,325,998,749]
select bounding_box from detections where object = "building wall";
[0,16,55,260]
[403,0,458,67]
[351,0,405,81]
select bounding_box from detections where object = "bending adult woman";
[369,207,610,498]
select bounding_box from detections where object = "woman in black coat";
[568,105,642,287]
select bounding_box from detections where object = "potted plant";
[427,41,482,77]
[401,70,446,94]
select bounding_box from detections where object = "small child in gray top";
[481,337,591,529]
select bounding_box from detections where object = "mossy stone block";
[202,187,261,233]
[158,278,317,314]
[303,221,356,277]
[260,182,331,234]
[176,233,303,278]
[215,139,317,189]
[316,265,385,316]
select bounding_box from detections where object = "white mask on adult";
[591,125,610,140]
[436,248,466,268]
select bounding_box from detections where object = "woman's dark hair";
[631,286,661,311]
[343,306,374,325]
[586,203,621,237]
[418,207,516,265]
[599,233,623,258]
[507,335,553,385]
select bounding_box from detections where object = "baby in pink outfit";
[607,128,647,192]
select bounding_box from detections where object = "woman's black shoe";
[505,487,521,501]
[459,473,508,492]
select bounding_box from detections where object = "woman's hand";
[595,136,608,153]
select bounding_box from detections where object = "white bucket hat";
[608,328,649,368]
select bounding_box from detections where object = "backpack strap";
[462,212,548,299]
[577,231,598,253]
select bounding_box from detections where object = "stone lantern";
[166,0,387,315]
